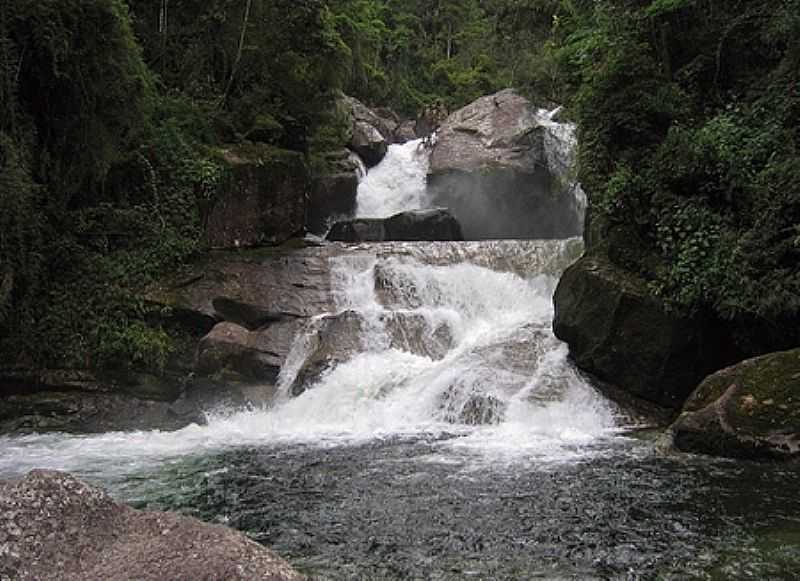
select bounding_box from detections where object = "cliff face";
[552,0,800,422]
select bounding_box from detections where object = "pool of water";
[91,432,800,580]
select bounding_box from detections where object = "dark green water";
[103,433,800,580]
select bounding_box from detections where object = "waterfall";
[355,139,432,218]
[0,122,615,478]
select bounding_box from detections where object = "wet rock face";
[427,89,582,240]
[204,145,309,248]
[670,349,800,460]
[553,254,732,409]
[307,150,361,235]
[290,310,453,396]
[327,208,464,242]
[0,470,304,581]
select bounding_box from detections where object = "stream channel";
[2,140,800,579]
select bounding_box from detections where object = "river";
[1,140,799,579]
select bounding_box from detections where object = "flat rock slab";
[327,208,463,242]
[149,244,345,327]
[0,470,304,581]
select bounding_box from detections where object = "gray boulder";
[394,119,418,144]
[670,349,800,460]
[148,244,342,326]
[327,208,464,242]
[0,470,304,581]
[427,89,582,240]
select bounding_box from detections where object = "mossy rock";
[670,348,800,459]
[246,114,285,144]
[553,253,733,408]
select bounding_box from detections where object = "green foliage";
[558,0,800,350]
[8,0,151,205]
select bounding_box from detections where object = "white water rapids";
[0,133,618,481]
[355,138,432,218]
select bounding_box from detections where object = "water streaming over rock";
[2,118,798,580]
[355,138,432,218]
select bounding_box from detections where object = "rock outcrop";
[149,244,340,325]
[0,245,344,435]
[307,150,363,235]
[553,254,731,408]
[394,119,418,143]
[670,349,800,460]
[196,319,303,384]
[327,208,464,242]
[0,470,303,581]
[0,366,278,434]
[342,95,397,167]
[204,145,309,248]
[427,89,582,240]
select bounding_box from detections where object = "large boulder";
[670,349,800,460]
[204,145,309,248]
[326,208,463,242]
[415,101,449,139]
[0,368,204,434]
[196,320,304,384]
[394,119,418,144]
[427,89,583,240]
[342,95,396,167]
[553,254,731,408]
[306,150,362,235]
[0,470,303,581]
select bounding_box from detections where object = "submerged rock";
[204,145,309,248]
[0,470,304,581]
[440,387,505,425]
[670,349,800,460]
[553,254,730,408]
[327,208,464,242]
[427,89,582,240]
[290,310,452,396]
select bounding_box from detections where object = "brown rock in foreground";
[0,470,304,581]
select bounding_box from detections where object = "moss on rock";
[671,348,800,460]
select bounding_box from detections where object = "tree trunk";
[221,0,254,108]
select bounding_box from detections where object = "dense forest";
[1,0,798,374]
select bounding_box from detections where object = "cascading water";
[0,238,615,478]
[3,125,800,580]
[355,138,432,218]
